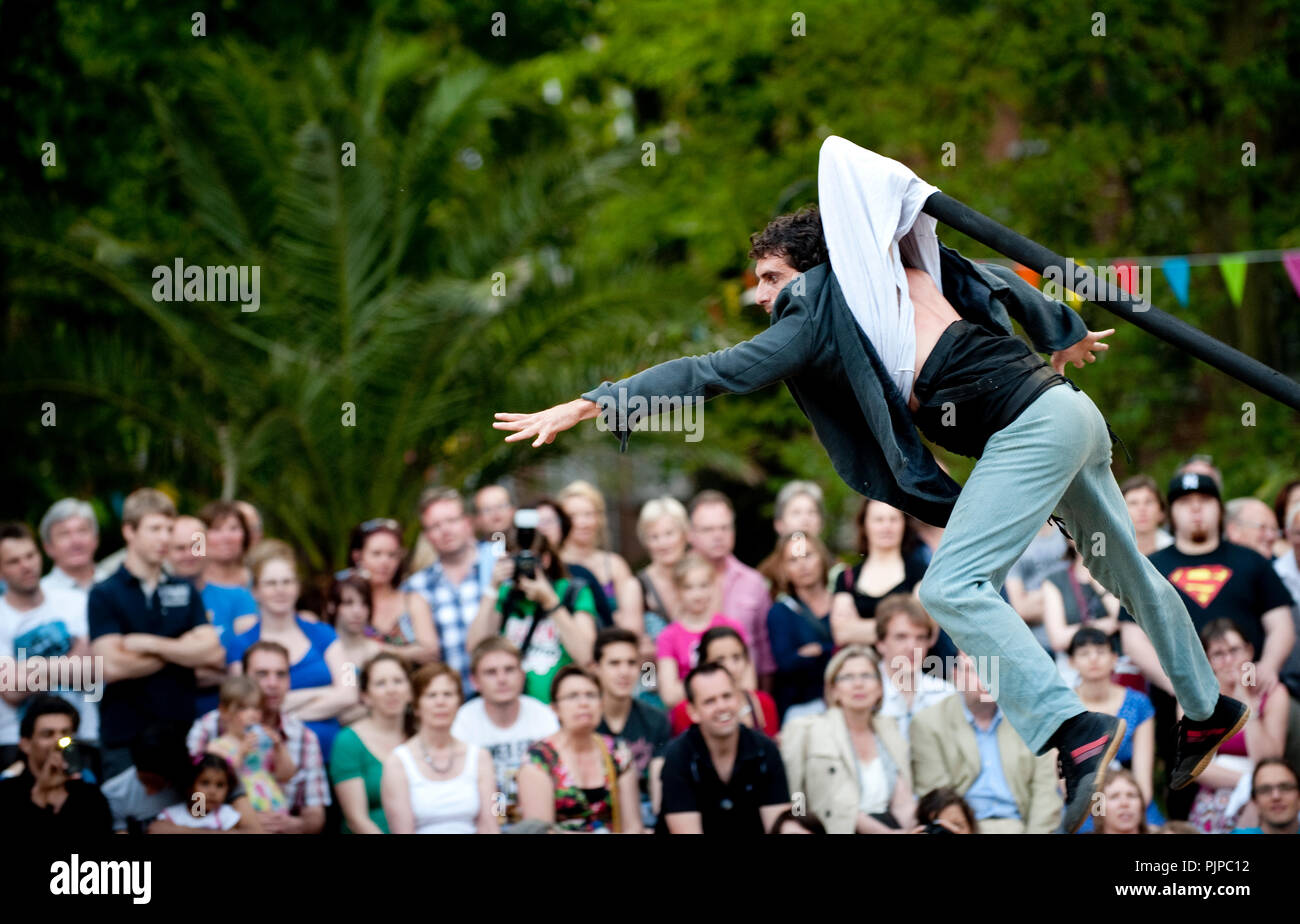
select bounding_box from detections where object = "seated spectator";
[381,663,498,834]
[593,628,670,828]
[518,666,642,833]
[1158,821,1202,834]
[344,519,438,664]
[0,522,100,772]
[559,480,643,634]
[659,662,790,833]
[1041,539,1121,661]
[1066,627,1162,833]
[188,641,331,834]
[1187,619,1290,833]
[322,576,382,724]
[781,646,914,833]
[199,500,254,589]
[910,652,1062,834]
[769,808,827,834]
[634,496,691,705]
[766,532,835,723]
[915,787,976,834]
[1003,519,1069,653]
[656,553,750,709]
[38,498,107,593]
[872,595,956,741]
[330,653,413,834]
[1093,769,1149,834]
[830,499,929,648]
[1231,759,1299,834]
[153,754,261,833]
[669,627,778,738]
[107,721,203,833]
[227,540,357,761]
[451,638,558,823]
[1120,474,1174,558]
[0,695,111,834]
[468,531,598,704]
[205,675,295,814]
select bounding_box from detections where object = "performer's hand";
[1051,329,1114,375]
[493,398,600,448]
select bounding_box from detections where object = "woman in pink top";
[1185,619,1289,833]
[655,553,749,708]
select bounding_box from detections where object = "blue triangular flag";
[1162,257,1190,307]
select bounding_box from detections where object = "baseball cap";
[1167,472,1221,505]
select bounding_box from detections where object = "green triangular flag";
[1218,255,1247,307]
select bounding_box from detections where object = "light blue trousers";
[917,383,1219,753]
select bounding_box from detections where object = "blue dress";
[226,615,342,761]
[1076,687,1162,832]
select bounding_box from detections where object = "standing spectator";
[1065,627,1162,833]
[322,575,382,706]
[655,553,750,709]
[226,541,356,762]
[1273,505,1300,716]
[346,519,438,664]
[1186,620,1289,833]
[188,641,331,833]
[910,652,1062,834]
[669,626,779,738]
[829,499,928,647]
[330,653,413,833]
[659,662,790,833]
[404,488,499,688]
[235,501,264,548]
[688,490,774,689]
[451,638,559,822]
[780,646,915,833]
[1232,759,1299,834]
[767,532,835,722]
[473,485,515,542]
[1271,480,1300,559]
[38,498,107,594]
[593,628,670,828]
[1041,540,1143,691]
[1093,769,1149,834]
[199,500,254,589]
[89,489,223,802]
[0,523,100,770]
[531,494,618,635]
[518,666,643,833]
[1225,497,1281,561]
[0,695,111,835]
[1120,475,1174,557]
[559,480,643,634]
[873,595,955,741]
[772,481,826,541]
[468,532,598,704]
[634,496,690,656]
[381,663,499,834]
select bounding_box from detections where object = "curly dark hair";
[747,205,828,272]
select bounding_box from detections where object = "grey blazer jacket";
[582,243,1089,527]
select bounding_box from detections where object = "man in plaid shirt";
[404,488,499,687]
[187,640,330,833]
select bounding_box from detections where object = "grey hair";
[39,498,99,546]
[1224,497,1268,527]
[774,480,825,522]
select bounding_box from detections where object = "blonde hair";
[246,538,298,585]
[559,480,611,549]
[671,551,716,589]
[218,674,261,710]
[636,496,689,546]
[823,645,883,712]
[122,488,176,528]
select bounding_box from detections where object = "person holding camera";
[467,527,598,705]
[0,694,112,834]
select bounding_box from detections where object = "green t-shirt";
[498,577,596,704]
[328,726,388,834]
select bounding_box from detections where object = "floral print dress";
[526,735,632,832]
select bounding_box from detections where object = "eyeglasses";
[360,518,400,534]
[1255,783,1298,797]
[556,691,601,703]
[1208,645,1247,662]
[835,672,880,684]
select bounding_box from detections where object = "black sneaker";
[1053,712,1126,834]
[1170,695,1250,790]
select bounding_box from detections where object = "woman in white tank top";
[382,664,500,834]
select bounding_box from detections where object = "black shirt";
[835,552,929,621]
[1119,541,1295,654]
[0,772,112,835]
[88,565,209,748]
[597,698,671,797]
[659,724,789,834]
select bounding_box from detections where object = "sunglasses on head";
[360,518,400,534]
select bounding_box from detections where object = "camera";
[923,820,952,835]
[512,509,539,580]
[57,735,83,776]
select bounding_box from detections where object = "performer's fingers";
[495,412,530,421]
[503,426,537,442]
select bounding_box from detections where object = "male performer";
[493,136,1246,832]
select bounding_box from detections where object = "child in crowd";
[207,676,295,814]
[154,754,257,832]
[654,553,750,708]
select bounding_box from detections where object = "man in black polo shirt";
[88,489,224,796]
[660,662,790,833]
[0,694,111,834]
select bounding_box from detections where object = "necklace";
[418,738,454,774]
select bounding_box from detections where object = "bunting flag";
[1283,251,1300,300]
[1162,256,1190,306]
[1112,261,1139,295]
[1218,255,1247,307]
[1013,264,1040,288]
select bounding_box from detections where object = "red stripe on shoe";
[1070,734,1112,762]
[1185,728,1226,741]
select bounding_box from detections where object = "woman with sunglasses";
[345,518,439,665]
